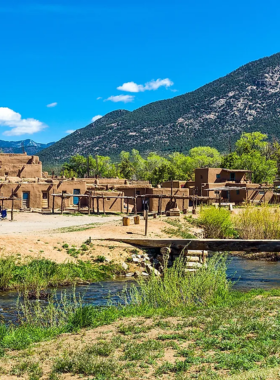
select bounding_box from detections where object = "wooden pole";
[127,197,129,214]
[52,189,55,214]
[103,194,106,215]
[121,194,123,213]
[88,195,91,215]
[92,196,95,213]
[61,195,63,214]
[182,193,185,211]
[11,189,14,221]
[145,207,149,236]
[97,196,100,215]
[134,196,137,215]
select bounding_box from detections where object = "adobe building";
[0,153,42,178]
[0,153,190,213]
[184,168,274,204]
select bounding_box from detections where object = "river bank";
[1,283,280,378]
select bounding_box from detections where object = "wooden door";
[22,192,30,209]
[42,192,48,208]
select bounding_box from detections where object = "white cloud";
[66,129,76,134]
[96,97,102,100]
[106,95,134,103]
[117,78,174,93]
[0,107,47,136]
[46,102,57,108]
[91,115,102,122]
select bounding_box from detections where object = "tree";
[168,152,194,180]
[189,147,222,168]
[235,132,268,155]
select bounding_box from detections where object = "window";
[230,173,235,181]
[214,190,219,194]
[216,174,221,179]
[236,190,240,195]
[200,175,203,179]
[136,191,140,195]
[259,191,265,195]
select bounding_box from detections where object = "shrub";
[198,207,237,238]
[234,204,280,239]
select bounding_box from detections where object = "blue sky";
[1,0,280,143]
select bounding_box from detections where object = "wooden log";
[134,215,140,225]
[103,238,280,253]
[103,194,106,215]
[52,189,55,214]
[123,216,130,226]
[134,197,137,215]
[97,196,100,215]
[144,210,148,236]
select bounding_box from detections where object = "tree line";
[61,132,280,185]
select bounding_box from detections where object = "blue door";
[73,189,80,205]
[22,192,30,208]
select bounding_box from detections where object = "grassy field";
[0,256,280,379]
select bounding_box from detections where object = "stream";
[1,256,280,324]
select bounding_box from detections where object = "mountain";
[0,139,55,155]
[40,52,280,165]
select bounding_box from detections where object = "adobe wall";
[0,153,42,178]
[146,188,189,212]
[0,180,87,210]
[89,191,125,213]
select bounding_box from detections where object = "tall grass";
[0,256,121,291]
[234,205,280,239]
[126,254,230,308]
[198,207,237,238]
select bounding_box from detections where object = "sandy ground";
[0,212,174,263]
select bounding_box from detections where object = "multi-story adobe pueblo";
[0,153,276,213]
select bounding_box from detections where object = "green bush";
[234,204,280,239]
[198,207,237,238]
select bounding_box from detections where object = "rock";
[121,262,128,270]
[105,258,111,263]
[137,255,142,259]
[132,257,140,263]
[134,271,141,277]
[142,272,149,276]
[126,272,134,277]
[145,264,161,276]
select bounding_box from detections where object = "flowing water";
[1,256,280,323]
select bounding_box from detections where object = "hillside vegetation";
[40,52,280,165]
[61,132,279,185]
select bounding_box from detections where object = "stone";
[134,271,141,277]
[145,263,161,276]
[121,262,128,270]
[126,272,134,277]
[142,271,149,276]
[132,257,140,263]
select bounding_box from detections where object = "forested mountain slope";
[40,52,280,165]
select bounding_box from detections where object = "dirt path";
[0,213,172,263]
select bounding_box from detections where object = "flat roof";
[205,187,246,191]
[221,169,252,173]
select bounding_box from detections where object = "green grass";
[2,256,280,379]
[0,256,122,291]
[198,207,237,238]
[163,218,196,239]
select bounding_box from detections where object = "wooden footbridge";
[106,238,280,253]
